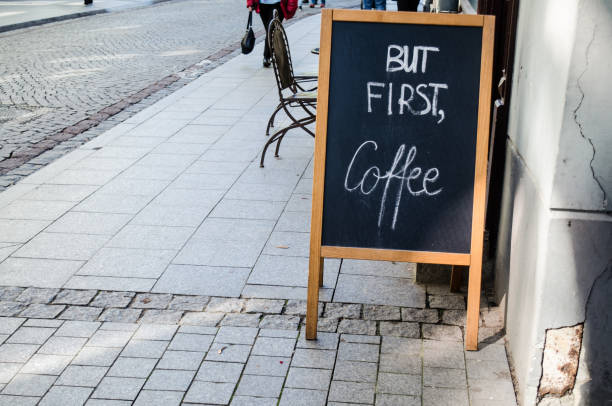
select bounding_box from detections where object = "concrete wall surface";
[496,0,612,404]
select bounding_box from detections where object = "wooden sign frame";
[306,9,495,351]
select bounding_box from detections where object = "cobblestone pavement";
[0,0,357,189]
[0,13,517,405]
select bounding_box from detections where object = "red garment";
[247,0,297,19]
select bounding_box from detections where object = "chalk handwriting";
[344,140,442,230]
[386,45,440,73]
[367,81,448,123]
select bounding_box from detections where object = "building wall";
[495,0,612,404]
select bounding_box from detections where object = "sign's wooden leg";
[465,261,482,351]
[306,255,322,340]
[318,258,324,287]
[450,265,462,293]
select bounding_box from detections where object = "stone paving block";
[59,306,103,321]
[401,308,439,323]
[168,295,210,311]
[291,349,336,369]
[133,390,183,406]
[39,336,87,356]
[2,373,56,397]
[252,336,296,357]
[132,293,173,309]
[20,354,72,375]
[0,362,22,384]
[422,324,463,342]
[315,317,339,332]
[259,329,299,338]
[157,350,204,370]
[381,336,422,355]
[441,310,467,326]
[245,299,284,314]
[340,259,416,278]
[195,361,244,383]
[423,340,465,369]
[231,396,278,406]
[56,365,108,387]
[375,394,421,406]
[465,343,508,363]
[99,308,142,323]
[0,302,27,317]
[180,311,224,326]
[99,322,138,332]
[215,327,258,345]
[16,288,59,304]
[324,303,362,319]
[91,292,135,308]
[144,369,195,391]
[279,388,327,406]
[178,325,218,335]
[333,360,378,383]
[140,310,183,324]
[64,276,156,293]
[340,334,381,344]
[23,319,63,328]
[79,248,176,279]
[337,319,377,335]
[46,212,132,235]
[334,274,426,308]
[423,387,469,406]
[379,353,422,375]
[19,304,65,319]
[92,377,145,400]
[153,264,249,297]
[87,329,133,348]
[244,355,290,377]
[468,379,517,402]
[121,339,168,358]
[168,333,213,352]
[0,317,25,334]
[328,381,375,404]
[235,374,284,398]
[133,324,177,341]
[363,305,401,321]
[423,366,467,388]
[39,385,93,406]
[15,232,108,261]
[466,359,511,381]
[7,327,55,344]
[206,343,251,363]
[205,297,245,313]
[221,313,261,327]
[286,367,332,390]
[108,357,157,378]
[72,347,122,367]
[284,300,323,316]
[259,315,300,330]
[0,335,6,345]
[338,342,380,363]
[377,372,421,396]
[429,295,466,310]
[54,321,100,338]
[0,395,40,406]
[297,331,339,350]
[379,322,420,338]
[184,381,235,404]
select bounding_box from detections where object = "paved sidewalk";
[0,13,516,405]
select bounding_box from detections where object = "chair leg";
[266,103,283,136]
[274,116,316,157]
[260,127,288,167]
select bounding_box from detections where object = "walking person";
[247,0,292,67]
[362,0,385,10]
[309,0,325,8]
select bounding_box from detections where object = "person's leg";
[273,3,284,23]
[363,0,374,9]
[258,4,274,62]
[396,0,419,10]
[375,0,386,10]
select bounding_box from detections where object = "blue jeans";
[310,0,325,4]
[363,0,385,9]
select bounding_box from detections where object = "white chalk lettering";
[367,82,385,113]
[385,45,440,74]
[345,141,443,230]
[369,82,447,123]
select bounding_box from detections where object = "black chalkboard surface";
[321,20,483,254]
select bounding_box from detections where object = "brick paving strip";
[0,287,514,405]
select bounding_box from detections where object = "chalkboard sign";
[306,10,495,351]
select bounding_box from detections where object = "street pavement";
[0,11,516,406]
[0,0,356,190]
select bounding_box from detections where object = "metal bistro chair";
[260,14,317,168]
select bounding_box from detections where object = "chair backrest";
[268,16,295,91]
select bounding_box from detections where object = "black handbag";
[241,11,255,54]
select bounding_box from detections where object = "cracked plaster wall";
[496,0,612,405]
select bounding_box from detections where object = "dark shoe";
[320,3,325,6]
[263,57,271,68]
[309,3,315,7]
